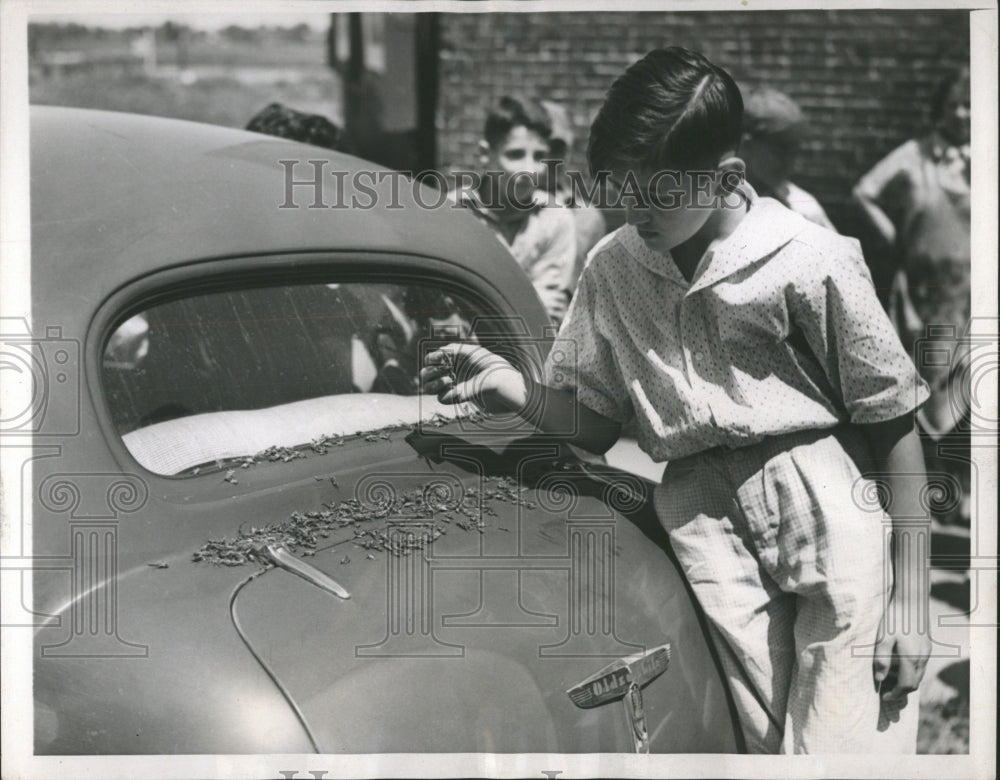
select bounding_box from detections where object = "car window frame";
[88,250,553,481]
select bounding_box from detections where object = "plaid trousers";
[655,426,920,753]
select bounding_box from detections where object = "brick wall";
[436,9,969,238]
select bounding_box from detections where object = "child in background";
[741,87,836,230]
[453,95,577,324]
[245,102,346,151]
[424,47,931,754]
[853,67,971,444]
[541,100,609,289]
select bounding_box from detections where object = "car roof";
[30,106,542,315]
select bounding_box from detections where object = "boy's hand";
[424,343,622,454]
[859,416,932,705]
[421,343,528,414]
[873,599,932,701]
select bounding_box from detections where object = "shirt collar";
[454,186,545,226]
[617,222,690,286]
[616,185,808,291]
[930,131,970,165]
[690,193,808,293]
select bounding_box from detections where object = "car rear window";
[102,280,485,475]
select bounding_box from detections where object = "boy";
[424,47,931,753]
[741,87,837,231]
[541,99,609,289]
[245,102,345,151]
[853,67,972,528]
[853,67,971,442]
[453,95,578,323]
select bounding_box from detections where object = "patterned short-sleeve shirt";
[544,193,930,462]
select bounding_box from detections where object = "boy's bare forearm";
[859,416,929,611]
[520,379,622,454]
[422,344,620,453]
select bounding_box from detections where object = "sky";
[29,9,334,30]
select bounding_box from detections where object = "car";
[26,106,741,754]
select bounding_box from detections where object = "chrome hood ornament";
[566,644,671,753]
[254,542,351,599]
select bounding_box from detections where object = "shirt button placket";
[679,299,695,380]
[681,297,707,378]
[682,294,717,433]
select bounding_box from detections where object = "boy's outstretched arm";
[420,343,622,455]
[858,414,932,702]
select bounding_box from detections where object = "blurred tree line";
[28,22,316,56]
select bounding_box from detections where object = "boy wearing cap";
[741,87,836,231]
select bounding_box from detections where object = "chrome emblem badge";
[565,644,671,753]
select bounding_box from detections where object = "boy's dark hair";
[483,95,552,149]
[588,47,743,175]
[930,65,970,122]
[402,286,466,330]
[246,102,345,151]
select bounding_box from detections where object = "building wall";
[436,9,969,238]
